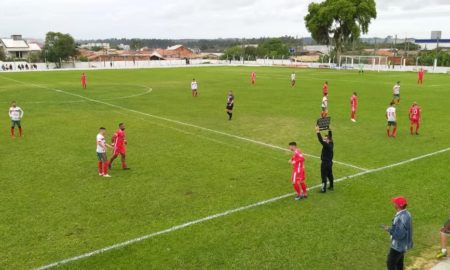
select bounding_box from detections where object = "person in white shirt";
[96,127,113,177]
[191,79,198,97]
[393,81,401,104]
[386,102,397,138]
[321,94,328,118]
[9,101,24,138]
[291,72,296,87]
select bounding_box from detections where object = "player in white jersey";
[96,127,113,177]
[191,79,198,97]
[321,94,328,118]
[386,102,397,138]
[291,72,296,87]
[393,81,401,104]
[9,101,24,138]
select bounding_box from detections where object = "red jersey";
[351,95,358,109]
[81,74,87,83]
[418,70,424,78]
[251,72,256,80]
[322,84,328,95]
[290,149,305,181]
[112,129,126,147]
[409,106,421,121]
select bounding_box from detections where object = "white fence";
[1,59,449,74]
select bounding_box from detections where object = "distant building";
[118,44,130,50]
[303,45,333,54]
[0,35,41,59]
[155,45,194,59]
[79,43,110,50]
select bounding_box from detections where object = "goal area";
[339,55,389,72]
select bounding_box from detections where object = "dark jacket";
[317,130,334,162]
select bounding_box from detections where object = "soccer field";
[1,66,449,270]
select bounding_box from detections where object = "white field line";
[0,76,368,172]
[34,146,450,270]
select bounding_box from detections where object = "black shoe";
[123,167,131,170]
[328,187,334,191]
[295,195,303,201]
[320,189,326,193]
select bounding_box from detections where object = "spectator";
[383,196,413,270]
[436,217,449,259]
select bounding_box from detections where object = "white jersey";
[322,96,328,108]
[96,133,106,153]
[387,106,396,122]
[393,84,400,95]
[9,106,24,121]
[291,73,296,81]
[191,81,198,90]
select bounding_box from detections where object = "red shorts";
[351,107,357,112]
[291,171,305,184]
[410,119,419,125]
[113,146,126,155]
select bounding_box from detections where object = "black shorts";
[388,121,397,126]
[226,104,234,110]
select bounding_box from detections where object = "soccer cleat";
[295,196,303,201]
[123,167,131,170]
[103,174,112,178]
[99,173,103,176]
[436,251,447,259]
[351,119,356,123]
[320,189,326,193]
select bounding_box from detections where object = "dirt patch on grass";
[407,247,441,270]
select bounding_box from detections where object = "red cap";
[391,196,408,207]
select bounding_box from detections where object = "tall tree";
[0,46,6,61]
[257,38,289,58]
[305,0,377,62]
[43,32,77,67]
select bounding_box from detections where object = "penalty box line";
[34,146,450,270]
[0,75,368,172]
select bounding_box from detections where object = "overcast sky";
[0,0,449,40]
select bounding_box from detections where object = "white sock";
[442,248,447,254]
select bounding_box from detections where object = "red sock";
[351,111,355,119]
[293,183,301,196]
[393,128,397,137]
[98,161,103,174]
[300,182,308,195]
[19,127,22,136]
[387,129,390,137]
[122,161,127,169]
[10,127,14,136]
[103,162,108,175]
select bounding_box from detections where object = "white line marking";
[0,75,368,172]
[34,147,450,270]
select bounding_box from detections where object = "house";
[0,35,41,59]
[155,45,194,59]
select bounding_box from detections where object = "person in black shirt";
[226,91,234,120]
[316,125,334,193]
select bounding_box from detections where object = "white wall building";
[0,35,41,59]
[79,43,110,50]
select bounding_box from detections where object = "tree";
[305,0,377,62]
[222,45,243,60]
[43,32,77,67]
[257,38,289,58]
[0,46,5,61]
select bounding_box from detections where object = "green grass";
[0,67,449,270]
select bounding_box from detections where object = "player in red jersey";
[81,73,87,89]
[350,92,358,122]
[409,102,422,135]
[251,71,256,85]
[289,142,308,200]
[109,123,130,170]
[417,68,425,85]
[322,81,329,96]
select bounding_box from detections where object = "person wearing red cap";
[382,196,413,270]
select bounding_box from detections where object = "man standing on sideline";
[316,126,334,193]
[191,79,198,97]
[409,102,421,135]
[351,92,358,122]
[288,142,308,200]
[81,73,87,89]
[417,68,424,85]
[393,81,401,105]
[382,196,413,270]
[96,127,113,177]
[386,102,397,138]
[436,217,449,259]
[9,101,24,138]
[226,91,234,121]
[291,72,296,87]
[109,123,130,170]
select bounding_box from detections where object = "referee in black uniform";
[316,125,334,193]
